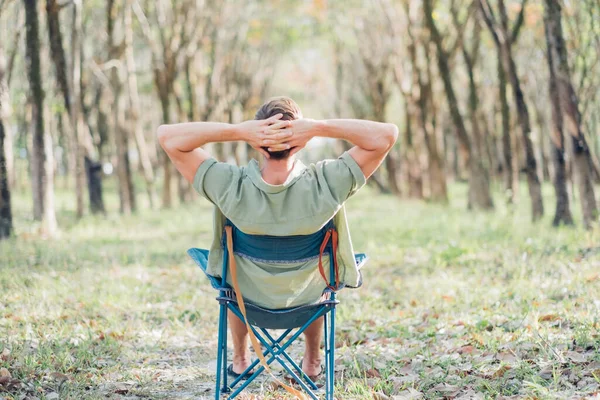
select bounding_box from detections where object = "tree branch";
[478,0,500,46]
[510,0,528,42]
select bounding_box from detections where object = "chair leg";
[327,308,336,400]
[215,303,227,400]
[323,313,330,396]
[222,306,229,393]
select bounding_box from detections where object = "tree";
[106,0,136,214]
[124,0,156,208]
[544,0,598,228]
[24,0,57,235]
[0,48,13,239]
[544,27,573,226]
[134,0,201,208]
[46,0,85,217]
[479,0,544,220]
[424,0,494,210]
[396,0,447,201]
[351,3,400,195]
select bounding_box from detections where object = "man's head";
[255,96,302,160]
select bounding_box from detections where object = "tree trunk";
[85,156,105,214]
[46,0,85,217]
[499,2,544,220]
[543,29,572,227]
[497,54,515,203]
[405,26,444,201]
[0,52,13,239]
[108,0,136,214]
[124,0,156,209]
[24,0,46,222]
[463,29,494,210]
[70,0,86,217]
[114,92,136,215]
[544,0,598,228]
[0,117,11,239]
[3,33,16,190]
[402,100,423,199]
[156,81,173,208]
[548,78,573,226]
[42,105,58,235]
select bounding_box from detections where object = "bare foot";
[301,356,323,378]
[232,353,251,375]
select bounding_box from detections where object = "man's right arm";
[286,119,399,179]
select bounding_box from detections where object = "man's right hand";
[278,119,318,156]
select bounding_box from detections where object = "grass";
[1,178,600,399]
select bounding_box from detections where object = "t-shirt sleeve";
[320,151,367,204]
[192,158,239,207]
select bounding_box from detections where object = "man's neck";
[261,157,296,185]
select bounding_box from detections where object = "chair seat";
[217,295,339,329]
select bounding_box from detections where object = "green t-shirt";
[193,151,366,309]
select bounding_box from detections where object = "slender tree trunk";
[402,100,423,199]
[544,16,573,226]
[124,0,156,209]
[497,55,515,203]
[157,81,173,208]
[24,0,46,222]
[71,0,86,217]
[385,144,401,195]
[499,3,544,220]
[46,0,85,217]
[42,104,58,235]
[0,118,11,239]
[0,52,13,239]
[108,0,135,214]
[463,29,494,210]
[544,0,598,228]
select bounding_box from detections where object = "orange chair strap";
[318,228,340,290]
[224,226,306,399]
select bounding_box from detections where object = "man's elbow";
[382,123,399,151]
[156,125,171,150]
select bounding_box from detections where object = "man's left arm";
[157,114,292,183]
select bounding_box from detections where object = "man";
[158,96,398,380]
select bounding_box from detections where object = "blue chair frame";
[188,220,366,400]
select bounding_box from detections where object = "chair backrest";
[220,219,337,288]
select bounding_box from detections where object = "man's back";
[193,152,365,236]
[192,152,366,308]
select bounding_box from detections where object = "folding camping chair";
[187,219,367,400]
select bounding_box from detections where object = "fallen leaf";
[496,351,517,363]
[0,368,11,379]
[373,392,391,400]
[566,351,587,363]
[458,345,475,354]
[430,382,459,394]
[539,367,554,380]
[366,368,381,378]
[393,387,423,399]
[538,314,560,322]
[50,372,69,383]
[493,365,511,378]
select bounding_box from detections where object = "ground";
[1,182,599,400]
